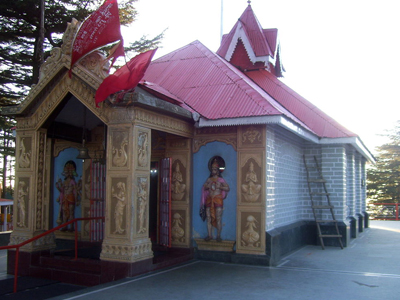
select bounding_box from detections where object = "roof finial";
[247,0,251,5]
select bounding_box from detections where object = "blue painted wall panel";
[192,141,237,242]
[53,148,83,230]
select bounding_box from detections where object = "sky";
[121,0,400,154]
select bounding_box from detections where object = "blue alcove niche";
[192,141,237,242]
[53,147,83,230]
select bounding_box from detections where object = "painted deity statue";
[56,160,80,231]
[201,159,230,242]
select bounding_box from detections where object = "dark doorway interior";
[149,161,159,245]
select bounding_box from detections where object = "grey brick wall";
[266,127,306,228]
[265,126,367,232]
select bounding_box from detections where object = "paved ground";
[2,220,400,299]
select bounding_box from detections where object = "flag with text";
[70,0,124,76]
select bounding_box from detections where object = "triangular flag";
[69,0,124,76]
[95,49,157,107]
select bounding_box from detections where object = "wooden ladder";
[303,155,344,250]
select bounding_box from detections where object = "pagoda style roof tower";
[217,2,284,77]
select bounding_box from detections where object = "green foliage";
[0,0,164,197]
[367,121,400,203]
[0,0,163,101]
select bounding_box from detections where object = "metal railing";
[0,216,105,293]
[367,203,399,220]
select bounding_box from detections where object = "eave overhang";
[197,115,375,163]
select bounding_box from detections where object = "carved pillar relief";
[110,177,129,236]
[101,125,153,262]
[110,129,129,169]
[171,159,187,202]
[136,176,148,235]
[166,135,191,247]
[236,125,266,255]
[240,155,263,205]
[136,128,150,170]
[17,136,33,171]
[171,209,187,245]
[239,211,263,249]
[35,130,47,230]
[11,130,56,251]
[15,177,30,229]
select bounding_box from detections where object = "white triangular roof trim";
[225,22,274,65]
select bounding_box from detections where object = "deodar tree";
[367,121,400,203]
[0,0,164,197]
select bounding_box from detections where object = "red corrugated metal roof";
[245,69,356,138]
[143,41,311,129]
[141,4,356,139]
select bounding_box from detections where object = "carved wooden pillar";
[100,124,153,262]
[236,125,266,255]
[10,127,56,251]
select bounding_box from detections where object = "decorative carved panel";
[171,209,187,245]
[17,136,33,171]
[171,159,187,202]
[238,125,265,148]
[100,241,153,262]
[110,177,128,236]
[35,131,46,230]
[238,152,264,205]
[110,129,129,170]
[241,213,261,248]
[135,108,192,138]
[241,158,262,204]
[136,177,149,235]
[16,177,30,229]
[137,130,150,170]
[237,210,265,254]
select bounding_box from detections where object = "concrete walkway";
[2,220,400,299]
[47,220,400,300]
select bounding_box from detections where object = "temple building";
[2,3,374,285]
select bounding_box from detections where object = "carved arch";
[18,74,109,131]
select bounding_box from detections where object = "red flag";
[70,0,124,76]
[95,49,157,107]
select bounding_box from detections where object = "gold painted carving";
[17,180,29,228]
[241,215,260,247]
[135,109,192,137]
[241,161,262,203]
[112,133,128,168]
[18,138,32,168]
[16,75,106,131]
[36,132,46,230]
[100,242,152,262]
[137,177,148,234]
[172,161,186,201]
[137,132,149,168]
[193,136,237,153]
[242,126,261,144]
[112,181,126,234]
[171,212,185,242]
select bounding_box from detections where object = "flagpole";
[220,0,224,42]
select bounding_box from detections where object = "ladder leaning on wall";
[303,155,344,250]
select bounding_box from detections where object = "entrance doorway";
[149,158,172,254]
